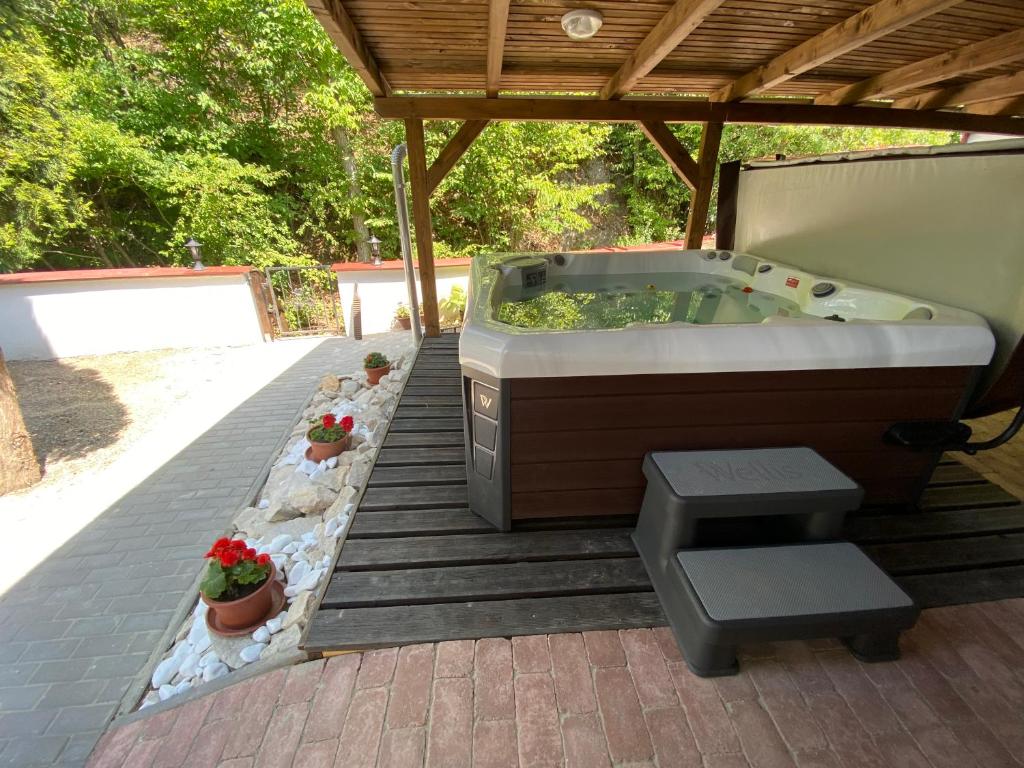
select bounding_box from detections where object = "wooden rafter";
[684,122,723,249]
[964,95,1024,117]
[640,121,699,190]
[894,70,1024,111]
[486,0,511,98]
[426,121,490,195]
[374,97,1024,135]
[710,0,962,103]
[309,0,390,97]
[600,0,725,100]
[815,27,1024,106]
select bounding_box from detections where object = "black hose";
[956,406,1024,455]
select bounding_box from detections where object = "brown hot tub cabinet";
[461,364,980,530]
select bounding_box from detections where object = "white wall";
[337,263,470,336]
[0,274,266,360]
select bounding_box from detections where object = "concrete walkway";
[85,600,1024,768]
[0,334,412,767]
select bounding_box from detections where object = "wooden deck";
[305,335,1024,652]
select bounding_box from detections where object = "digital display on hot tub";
[497,272,804,330]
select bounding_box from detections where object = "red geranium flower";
[230,539,245,550]
[219,549,240,568]
[322,413,336,429]
[204,537,232,558]
[256,553,271,566]
[340,415,354,433]
[244,548,257,560]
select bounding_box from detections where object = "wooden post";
[404,118,441,337]
[0,348,40,495]
[684,121,723,249]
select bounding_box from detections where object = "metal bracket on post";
[391,143,423,344]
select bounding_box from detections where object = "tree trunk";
[331,125,371,262]
[0,349,41,495]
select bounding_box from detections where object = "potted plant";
[306,413,354,461]
[364,351,391,386]
[201,538,277,633]
[395,303,411,330]
[440,285,467,326]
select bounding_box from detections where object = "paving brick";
[70,634,135,659]
[433,640,474,678]
[303,654,359,743]
[894,643,976,725]
[803,692,886,768]
[279,659,324,706]
[386,644,434,729]
[254,701,310,768]
[620,629,678,709]
[425,677,472,768]
[582,631,625,668]
[119,737,161,768]
[355,648,398,690]
[593,666,652,763]
[726,699,796,768]
[221,667,287,759]
[87,719,145,768]
[474,638,513,722]
[872,731,932,768]
[140,707,179,742]
[791,749,841,768]
[747,660,827,753]
[548,633,595,715]
[182,722,231,768]
[335,687,388,768]
[668,662,740,756]
[816,650,900,736]
[19,638,81,662]
[702,754,751,768]
[947,720,1019,768]
[0,662,39,687]
[561,713,610,768]
[511,635,550,674]
[29,658,92,685]
[291,738,337,768]
[912,725,982,768]
[513,673,562,768]
[206,678,256,725]
[379,727,425,768]
[472,719,517,768]
[645,706,701,768]
[652,626,683,662]
[0,683,48,710]
[37,679,108,710]
[0,709,55,738]
[46,702,115,737]
[58,731,101,765]
[150,695,215,768]
[0,734,67,767]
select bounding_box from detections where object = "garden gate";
[262,265,342,337]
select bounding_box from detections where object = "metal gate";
[262,265,342,337]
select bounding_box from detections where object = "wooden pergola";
[304,0,1024,336]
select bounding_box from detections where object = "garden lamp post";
[185,238,204,271]
[368,234,382,266]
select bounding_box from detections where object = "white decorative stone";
[198,651,220,669]
[271,554,288,572]
[240,643,267,664]
[202,662,229,682]
[284,569,322,597]
[269,534,294,553]
[288,560,310,586]
[260,624,302,661]
[179,652,201,680]
[152,652,182,688]
[252,626,271,644]
[266,615,285,634]
[158,684,176,701]
[141,692,160,709]
[282,542,299,555]
[325,456,339,469]
[297,459,319,476]
[324,517,339,537]
[174,680,192,695]
[258,499,270,509]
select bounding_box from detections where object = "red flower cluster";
[322,413,336,429]
[340,415,354,432]
[204,537,269,568]
[321,413,354,433]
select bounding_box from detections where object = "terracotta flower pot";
[397,316,411,330]
[306,430,352,461]
[202,562,277,632]
[365,364,391,386]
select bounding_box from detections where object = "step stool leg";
[843,632,902,663]
[684,641,739,678]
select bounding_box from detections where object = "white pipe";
[391,144,422,344]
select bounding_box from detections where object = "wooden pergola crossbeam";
[308,0,390,97]
[374,97,1024,136]
[426,120,489,195]
[965,95,1024,117]
[894,70,1024,111]
[640,121,699,190]
[711,0,963,103]
[816,27,1024,106]
[600,0,726,100]
[486,0,511,98]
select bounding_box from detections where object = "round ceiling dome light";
[561,8,603,40]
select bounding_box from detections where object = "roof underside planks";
[303,0,1024,130]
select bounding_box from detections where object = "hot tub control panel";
[463,372,511,529]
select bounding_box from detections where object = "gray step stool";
[634,448,919,677]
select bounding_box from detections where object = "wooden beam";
[309,0,391,97]
[710,0,962,103]
[486,0,511,98]
[373,97,1024,136]
[600,0,725,100]
[684,121,723,249]
[426,120,489,195]
[404,119,441,337]
[963,95,1024,117]
[894,70,1024,111]
[639,121,699,190]
[815,27,1024,106]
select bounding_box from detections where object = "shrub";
[364,352,389,369]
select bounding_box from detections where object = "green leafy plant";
[200,538,271,602]
[308,413,353,443]
[439,285,467,325]
[394,303,410,319]
[364,351,389,370]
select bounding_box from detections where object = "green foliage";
[364,351,389,370]
[439,285,467,325]
[201,558,269,601]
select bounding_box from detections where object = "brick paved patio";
[0,334,411,767]
[86,599,1024,768]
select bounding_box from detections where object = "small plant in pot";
[395,303,411,330]
[201,538,277,634]
[364,351,391,386]
[306,413,354,461]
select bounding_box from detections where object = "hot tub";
[459,249,995,530]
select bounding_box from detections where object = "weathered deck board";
[307,334,1024,654]
[323,557,651,608]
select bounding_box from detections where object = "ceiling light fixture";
[561,8,603,40]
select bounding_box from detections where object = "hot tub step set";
[632,447,918,677]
